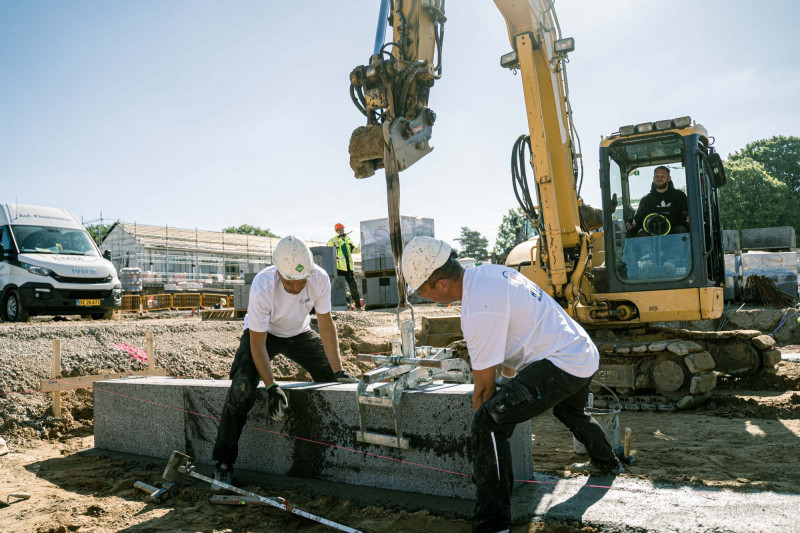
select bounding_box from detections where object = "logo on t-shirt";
[503,270,543,301]
[299,297,311,305]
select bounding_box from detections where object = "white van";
[0,204,121,321]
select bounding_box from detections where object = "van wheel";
[91,311,114,320]
[4,290,30,322]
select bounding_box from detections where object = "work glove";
[266,383,288,422]
[335,370,359,383]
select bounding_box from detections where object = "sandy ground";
[1,308,799,532]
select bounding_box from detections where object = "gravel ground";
[1,307,799,532]
[0,306,461,440]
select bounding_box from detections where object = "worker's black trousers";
[212,329,336,468]
[337,269,361,309]
[471,359,617,533]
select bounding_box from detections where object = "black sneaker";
[211,463,233,493]
[569,459,624,476]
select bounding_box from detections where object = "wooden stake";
[146,331,155,371]
[52,339,61,417]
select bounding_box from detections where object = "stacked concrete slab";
[360,216,434,308]
[94,378,534,499]
[742,226,796,251]
[740,227,798,299]
[723,230,743,301]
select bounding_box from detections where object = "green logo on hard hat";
[295,264,305,273]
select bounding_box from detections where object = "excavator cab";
[599,117,727,294]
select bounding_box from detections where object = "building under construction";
[99,222,326,287]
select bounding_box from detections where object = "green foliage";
[729,136,800,193]
[718,158,791,232]
[85,223,113,244]
[455,226,489,260]
[493,208,526,255]
[222,224,280,238]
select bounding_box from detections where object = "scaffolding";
[99,222,326,285]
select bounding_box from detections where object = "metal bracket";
[355,319,472,449]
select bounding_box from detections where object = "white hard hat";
[401,237,452,291]
[273,236,315,280]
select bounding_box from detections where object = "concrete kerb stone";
[93,377,534,499]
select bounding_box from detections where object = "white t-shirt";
[460,264,598,378]
[243,265,332,338]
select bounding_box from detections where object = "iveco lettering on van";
[0,203,121,321]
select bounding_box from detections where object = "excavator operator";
[626,166,689,236]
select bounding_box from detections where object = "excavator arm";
[493,0,589,299]
[348,0,592,304]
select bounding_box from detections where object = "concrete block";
[723,230,741,253]
[94,378,534,499]
[330,276,348,307]
[364,277,399,308]
[310,246,337,276]
[742,227,796,251]
[233,284,250,310]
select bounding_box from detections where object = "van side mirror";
[706,153,727,188]
[103,250,112,261]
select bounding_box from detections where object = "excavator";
[347,0,780,411]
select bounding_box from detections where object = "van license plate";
[77,299,101,306]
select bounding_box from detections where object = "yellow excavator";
[348,0,780,410]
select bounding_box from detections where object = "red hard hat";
[335,223,345,231]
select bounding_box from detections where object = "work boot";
[211,463,233,493]
[569,459,624,476]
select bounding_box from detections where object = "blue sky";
[1,0,799,249]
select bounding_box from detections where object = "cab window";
[607,134,692,283]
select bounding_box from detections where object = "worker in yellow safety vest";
[327,223,362,310]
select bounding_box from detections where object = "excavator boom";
[347,1,779,410]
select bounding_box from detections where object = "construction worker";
[211,236,358,491]
[401,236,622,533]
[327,223,362,310]
[626,166,689,236]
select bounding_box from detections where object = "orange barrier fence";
[172,293,202,310]
[201,293,230,308]
[119,293,234,313]
[121,295,141,312]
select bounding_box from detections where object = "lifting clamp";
[355,305,471,449]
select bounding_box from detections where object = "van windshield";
[12,225,99,256]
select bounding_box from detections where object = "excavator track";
[425,316,781,411]
[591,327,781,410]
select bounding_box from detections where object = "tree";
[728,136,800,194]
[718,158,792,232]
[85,223,113,245]
[455,226,489,260]
[222,224,280,238]
[493,207,527,255]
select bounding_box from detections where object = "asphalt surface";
[508,473,799,532]
[95,447,799,532]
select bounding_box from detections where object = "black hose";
[511,135,539,224]
[350,84,368,117]
[394,62,426,116]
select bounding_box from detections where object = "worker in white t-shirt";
[402,237,622,533]
[211,236,357,492]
